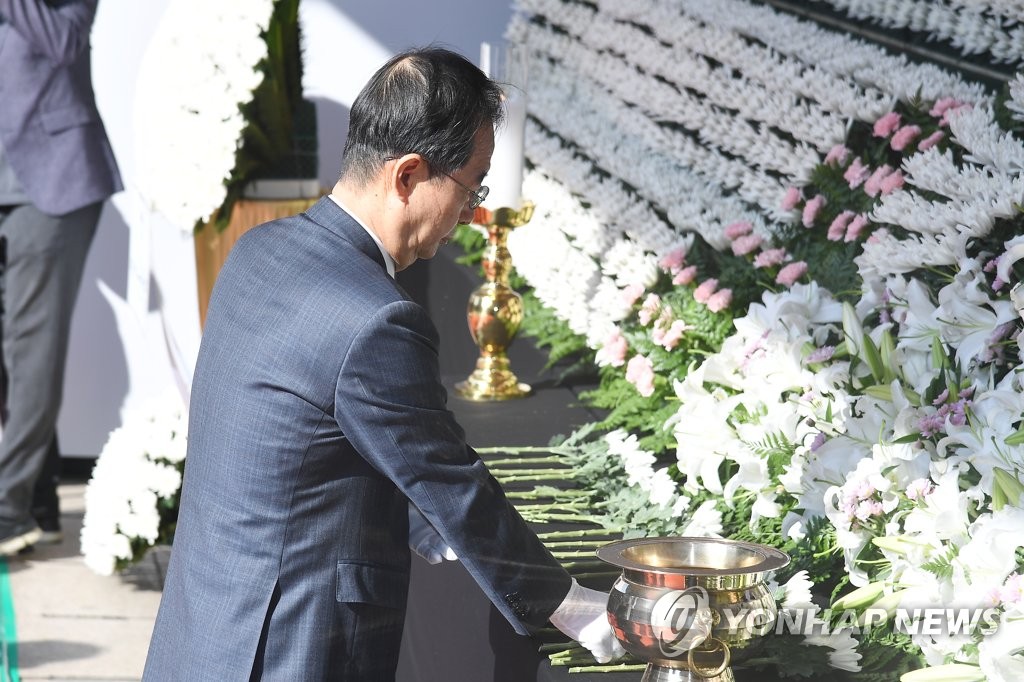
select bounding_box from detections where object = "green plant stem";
[493,473,572,483]
[477,446,569,454]
[551,550,600,558]
[559,560,610,570]
[568,664,647,673]
[538,642,578,654]
[489,468,571,477]
[571,571,622,580]
[537,528,620,539]
[485,456,566,467]
[540,540,606,547]
[505,489,590,500]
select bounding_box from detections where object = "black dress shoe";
[0,518,42,556]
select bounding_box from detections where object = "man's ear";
[390,153,428,201]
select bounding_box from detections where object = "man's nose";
[459,202,475,224]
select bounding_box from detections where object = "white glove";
[408,502,457,564]
[549,579,625,663]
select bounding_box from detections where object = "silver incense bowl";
[596,537,790,682]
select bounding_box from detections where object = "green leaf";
[930,335,948,371]
[832,581,885,611]
[864,384,893,402]
[921,546,957,581]
[862,333,885,383]
[992,468,1024,510]
[842,302,863,356]
[1004,428,1024,446]
[879,329,897,382]
[891,433,922,444]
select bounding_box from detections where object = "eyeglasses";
[434,168,489,209]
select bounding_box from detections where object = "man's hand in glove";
[408,502,457,565]
[549,579,625,663]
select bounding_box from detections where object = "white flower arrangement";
[502,0,1024,677]
[134,0,276,233]
[817,0,1024,63]
[80,393,188,576]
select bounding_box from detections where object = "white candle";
[479,42,526,211]
[485,86,525,210]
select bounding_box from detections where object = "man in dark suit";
[0,0,122,555]
[143,48,622,680]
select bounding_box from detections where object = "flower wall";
[502,0,1024,679]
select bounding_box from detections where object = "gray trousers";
[0,201,100,524]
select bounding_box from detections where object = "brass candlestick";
[455,202,534,400]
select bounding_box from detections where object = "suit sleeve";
[0,0,97,66]
[334,299,572,635]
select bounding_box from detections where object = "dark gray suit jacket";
[144,198,571,679]
[0,0,121,215]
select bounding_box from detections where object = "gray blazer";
[0,0,121,215]
[144,198,571,679]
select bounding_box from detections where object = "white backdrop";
[59,0,515,456]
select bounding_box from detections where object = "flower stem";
[537,528,620,539]
[485,455,566,467]
[568,663,647,674]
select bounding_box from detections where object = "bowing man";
[143,47,622,681]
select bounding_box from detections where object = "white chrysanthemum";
[1008,73,1024,122]
[134,0,275,232]
[81,392,189,575]
[948,105,1024,174]
[680,500,723,536]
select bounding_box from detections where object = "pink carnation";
[917,130,944,150]
[824,144,850,166]
[845,214,870,242]
[890,125,921,151]
[929,97,962,118]
[659,247,687,272]
[827,210,855,241]
[873,111,902,137]
[625,354,655,397]
[844,157,870,189]
[753,248,787,269]
[802,194,827,228]
[780,186,802,211]
[864,164,894,198]
[672,265,698,286]
[776,261,808,287]
[693,278,718,304]
[706,288,733,313]
[621,283,645,306]
[879,169,905,195]
[638,293,662,326]
[657,319,690,351]
[724,221,753,240]
[731,233,763,256]
[597,330,628,367]
[940,103,972,127]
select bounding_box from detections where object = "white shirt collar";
[328,194,396,279]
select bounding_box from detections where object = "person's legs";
[0,202,100,554]
[31,435,63,543]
